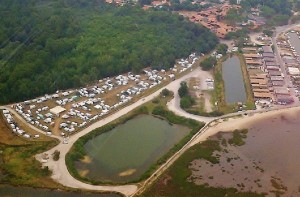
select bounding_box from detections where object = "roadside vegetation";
[200,56,217,71]
[138,129,263,197]
[66,90,205,185]
[179,81,195,109]
[0,0,218,104]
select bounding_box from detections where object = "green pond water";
[0,185,120,197]
[76,115,189,183]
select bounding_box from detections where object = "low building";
[264,57,276,62]
[270,76,284,81]
[250,78,268,86]
[246,60,262,65]
[244,53,261,59]
[276,94,294,104]
[254,92,272,99]
[268,70,282,76]
[272,81,285,86]
[263,53,275,58]
[266,66,280,71]
[274,88,290,95]
[251,83,268,89]
[50,106,66,117]
[243,47,258,52]
[287,67,300,75]
[262,45,273,53]
[250,73,268,79]
[265,62,279,67]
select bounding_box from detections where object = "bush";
[53,150,60,161]
[200,56,217,71]
[161,88,170,97]
[180,96,195,109]
[178,81,189,98]
[186,109,224,117]
[216,44,228,55]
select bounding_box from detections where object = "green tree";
[161,88,170,97]
[261,6,276,18]
[200,56,217,71]
[178,81,189,98]
[216,44,228,55]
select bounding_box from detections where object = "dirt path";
[203,91,212,112]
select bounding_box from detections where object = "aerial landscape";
[1,0,300,196]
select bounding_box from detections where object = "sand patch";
[119,169,136,177]
[81,155,92,164]
[79,169,90,177]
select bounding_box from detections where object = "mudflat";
[189,110,300,196]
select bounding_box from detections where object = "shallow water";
[222,56,247,104]
[76,115,189,183]
[190,109,300,196]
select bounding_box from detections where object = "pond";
[76,115,189,183]
[0,185,120,197]
[222,56,247,104]
[288,32,300,54]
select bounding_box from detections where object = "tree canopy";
[0,0,218,104]
[240,0,292,26]
[200,56,217,71]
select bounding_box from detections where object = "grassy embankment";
[66,91,205,185]
[212,53,255,114]
[138,129,264,197]
[237,53,255,110]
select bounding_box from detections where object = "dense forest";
[0,0,218,104]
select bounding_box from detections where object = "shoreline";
[190,105,300,147]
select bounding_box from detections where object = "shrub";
[161,88,170,97]
[53,150,60,161]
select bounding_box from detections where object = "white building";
[50,106,66,117]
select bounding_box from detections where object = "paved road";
[272,24,299,103]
